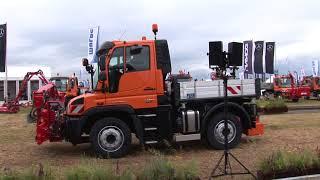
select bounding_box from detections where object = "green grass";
[138,156,198,180]
[259,149,320,176]
[285,99,320,106]
[257,99,287,110]
[0,157,199,180]
[0,163,54,180]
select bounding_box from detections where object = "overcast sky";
[1,0,320,78]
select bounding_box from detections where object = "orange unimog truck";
[50,75,81,106]
[65,75,81,105]
[34,25,263,158]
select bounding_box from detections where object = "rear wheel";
[90,117,131,158]
[206,113,242,150]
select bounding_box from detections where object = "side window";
[108,47,124,93]
[125,46,150,72]
[109,48,124,70]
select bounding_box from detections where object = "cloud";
[0,0,320,77]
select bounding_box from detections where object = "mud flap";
[244,117,264,136]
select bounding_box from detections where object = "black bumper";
[64,116,86,144]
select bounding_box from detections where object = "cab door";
[106,43,157,109]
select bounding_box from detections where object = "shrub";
[175,160,198,180]
[138,157,199,180]
[257,99,288,113]
[138,157,175,180]
[258,150,320,179]
[65,163,116,180]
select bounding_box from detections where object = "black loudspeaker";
[209,41,223,66]
[228,42,243,66]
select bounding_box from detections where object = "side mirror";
[130,46,143,55]
[82,58,89,66]
[98,55,106,71]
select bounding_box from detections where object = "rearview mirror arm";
[85,64,95,90]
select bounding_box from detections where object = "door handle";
[144,87,155,91]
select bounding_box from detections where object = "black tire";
[90,117,131,158]
[206,113,242,150]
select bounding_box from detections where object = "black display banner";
[265,42,275,74]
[0,24,7,72]
[243,40,253,74]
[254,41,264,74]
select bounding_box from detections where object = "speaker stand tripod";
[209,66,257,180]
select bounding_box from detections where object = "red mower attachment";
[33,83,65,144]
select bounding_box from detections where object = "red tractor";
[300,76,320,99]
[273,73,310,102]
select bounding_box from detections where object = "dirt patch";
[0,110,320,179]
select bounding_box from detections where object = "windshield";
[279,78,292,88]
[92,63,100,90]
[52,79,68,92]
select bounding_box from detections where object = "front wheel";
[206,113,242,150]
[90,117,131,158]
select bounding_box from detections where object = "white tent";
[0,65,51,103]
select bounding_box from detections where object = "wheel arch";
[81,105,136,134]
[201,102,251,135]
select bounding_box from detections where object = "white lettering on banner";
[244,43,249,72]
[88,29,94,55]
[312,60,318,77]
[87,27,99,62]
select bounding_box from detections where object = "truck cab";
[68,40,166,115]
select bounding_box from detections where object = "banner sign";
[254,41,264,74]
[312,60,318,77]
[265,42,275,74]
[0,24,6,72]
[300,66,306,81]
[243,40,253,74]
[88,27,99,63]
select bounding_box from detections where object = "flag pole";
[4,22,7,102]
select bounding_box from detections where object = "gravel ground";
[0,108,319,179]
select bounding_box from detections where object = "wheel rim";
[213,120,236,144]
[98,126,124,152]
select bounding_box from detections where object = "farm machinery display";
[27,75,82,122]
[32,25,264,158]
[0,70,50,113]
[262,73,310,102]
[300,76,320,99]
[0,69,81,126]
